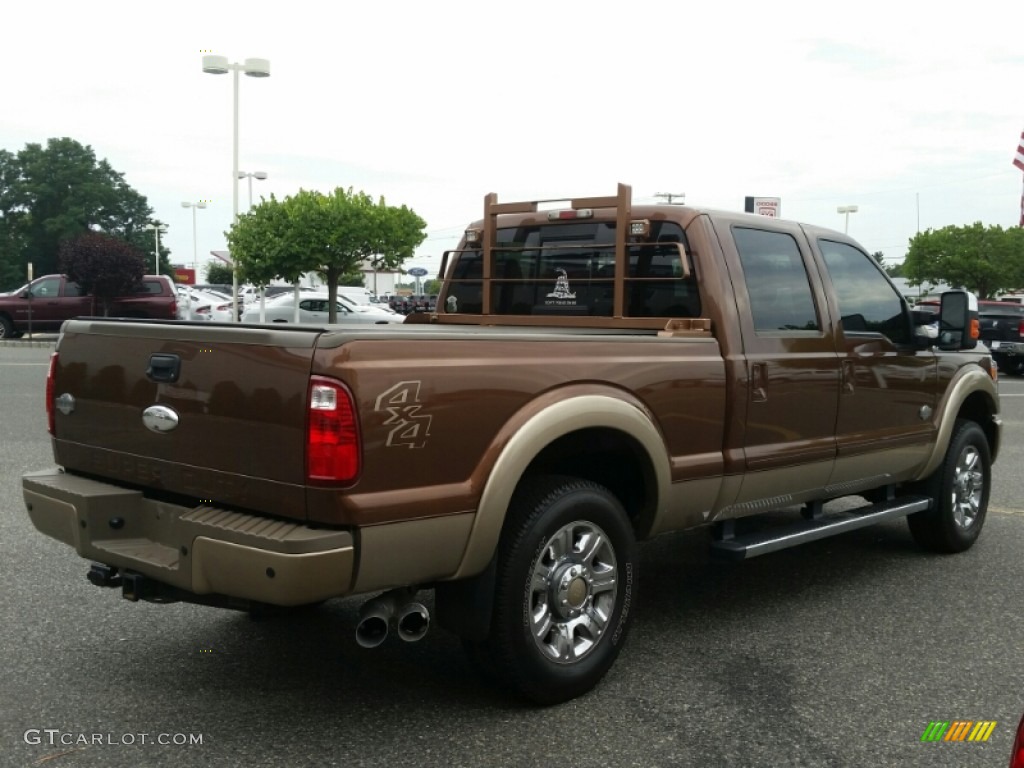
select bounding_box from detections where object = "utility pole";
[654,192,686,205]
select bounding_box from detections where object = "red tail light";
[1017,320,1024,340]
[46,352,58,435]
[1012,714,1024,768]
[306,376,361,484]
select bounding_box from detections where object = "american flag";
[1017,130,1024,226]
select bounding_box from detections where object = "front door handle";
[841,360,856,395]
[751,362,767,403]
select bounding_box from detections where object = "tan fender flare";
[450,392,672,579]
[915,366,1000,480]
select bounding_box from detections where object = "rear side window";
[444,220,699,318]
[733,227,820,333]
[818,240,909,343]
[136,279,167,295]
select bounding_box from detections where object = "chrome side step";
[710,496,932,561]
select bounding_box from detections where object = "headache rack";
[426,183,711,334]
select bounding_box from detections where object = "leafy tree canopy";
[0,138,161,289]
[205,262,234,285]
[58,231,146,315]
[903,222,1024,300]
[227,187,427,321]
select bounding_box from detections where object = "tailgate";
[51,319,320,520]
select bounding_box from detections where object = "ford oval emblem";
[142,405,179,433]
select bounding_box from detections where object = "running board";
[711,496,932,561]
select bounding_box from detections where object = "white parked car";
[240,293,404,325]
[176,288,236,322]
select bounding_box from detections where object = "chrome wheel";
[529,520,618,664]
[468,476,636,704]
[951,445,984,529]
[907,419,990,553]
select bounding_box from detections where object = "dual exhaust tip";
[356,590,430,648]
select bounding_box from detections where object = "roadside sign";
[744,196,782,218]
[407,267,428,277]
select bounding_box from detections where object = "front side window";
[733,227,820,333]
[818,240,909,343]
[29,277,62,297]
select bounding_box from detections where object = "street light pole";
[181,201,207,278]
[238,170,268,210]
[202,54,270,319]
[145,223,166,274]
[654,192,686,205]
[837,205,859,234]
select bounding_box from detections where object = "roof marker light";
[547,209,593,221]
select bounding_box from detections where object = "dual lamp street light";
[181,201,207,276]
[837,205,859,234]
[144,223,166,275]
[202,54,270,318]
[238,170,268,210]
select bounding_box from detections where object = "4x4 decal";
[374,381,433,449]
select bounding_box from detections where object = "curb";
[0,338,58,348]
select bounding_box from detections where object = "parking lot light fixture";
[837,205,859,234]
[181,201,207,277]
[202,54,271,319]
[238,171,268,210]
[144,223,167,274]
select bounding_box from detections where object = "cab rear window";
[444,220,698,318]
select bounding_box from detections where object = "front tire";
[907,419,991,553]
[466,475,637,704]
[0,315,14,339]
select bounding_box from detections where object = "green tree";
[0,138,158,284]
[227,187,427,322]
[58,231,146,315]
[0,149,27,289]
[903,223,1024,300]
[205,262,234,284]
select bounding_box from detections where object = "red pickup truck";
[0,274,177,338]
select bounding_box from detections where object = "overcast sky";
[4,1,1023,281]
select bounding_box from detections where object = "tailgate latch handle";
[147,354,181,383]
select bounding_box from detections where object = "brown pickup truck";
[22,184,1001,703]
[0,273,177,338]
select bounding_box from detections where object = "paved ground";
[1,347,1022,768]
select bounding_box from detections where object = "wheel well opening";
[958,391,998,459]
[519,428,656,538]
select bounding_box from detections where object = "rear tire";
[464,475,637,704]
[907,419,990,553]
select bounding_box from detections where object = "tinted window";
[136,279,165,295]
[64,282,84,297]
[818,240,909,343]
[445,220,698,317]
[733,227,820,332]
[30,277,62,298]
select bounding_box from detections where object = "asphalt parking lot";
[1,344,1022,768]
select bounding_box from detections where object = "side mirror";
[20,290,33,299]
[937,290,979,350]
